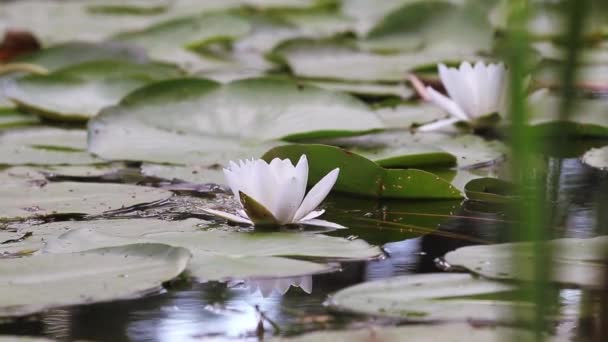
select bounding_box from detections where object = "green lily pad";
[0,108,40,129]
[15,42,149,72]
[272,39,482,82]
[0,128,101,166]
[304,80,413,99]
[269,322,568,342]
[582,146,608,170]
[324,131,507,169]
[329,273,531,322]
[112,13,251,69]
[374,102,449,128]
[362,0,493,54]
[0,243,191,317]
[529,95,608,137]
[464,177,515,203]
[39,221,380,281]
[141,164,225,184]
[0,179,172,220]
[262,144,462,199]
[444,236,608,288]
[88,77,383,164]
[8,60,183,121]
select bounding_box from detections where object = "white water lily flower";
[419,61,506,131]
[204,156,343,228]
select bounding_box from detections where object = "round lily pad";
[88,77,383,164]
[0,243,191,317]
[8,60,184,121]
[445,236,608,289]
[329,273,527,322]
[464,177,515,203]
[0,128,100,166]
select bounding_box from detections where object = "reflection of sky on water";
[126,277,312,341]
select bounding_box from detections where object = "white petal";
[457,62,478,117]
[298,209,325,221]
[271,175,303,224]
[202,208,253,225]
[293,168,339,222]
[299,219,346,229]
[416,117,461,132]
[426,86,468,120]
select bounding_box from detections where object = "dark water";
[1,145,607,342]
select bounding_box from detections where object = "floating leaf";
[582,146,608,170]
[0,179,171,220]
[7,60,183,121]
[0,107,39,129]
[0,128,100,166]
[529,95,608,137]
[88,77,383,164]
[15,42,149,71]
[262,144,462,199]
[0,243,190,317]
[329,273,529,322]
[272,39,482,82]
[445,236,608,289]
[112,13,251,69]
[363,0,493,54]
[269,322,568,342]
[374,102,449,128]
[141,163,225,184]
[39,221,380,281]
[304,80,413,99]
[323,131,507,169]
[464,177,515,203]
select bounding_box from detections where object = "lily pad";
[0,243,191,317]
[269,322,567,342]
[444,236,608,289]
[141,164,225,184]
[0,108,40,129]
[304,80,413,99]
[529,95,608,137]
[362,0,493,54]
[374,102,449,128]
[0,180,172,220]
[272,39,483,82]
[323,131,507,169]
[464,177,515,203]
[112,13,251,69]
[0,128,101,166]
[7,60,184,121]
[15,42,149,71]
[39,221,381,281]
[88,77,383,164]
[262,144,462,199]
[329,273,530,322]
[582,146,608,170]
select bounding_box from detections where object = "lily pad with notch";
[262,144,462,199]
[464,177,516,203]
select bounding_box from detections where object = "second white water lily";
[204,155,343,228]
[419,61,506,131]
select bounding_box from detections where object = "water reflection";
[2,151,607,341]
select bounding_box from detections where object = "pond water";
[1,141,606,342]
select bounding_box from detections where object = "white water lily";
[204,156,343,228]
[419,61,506,131]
